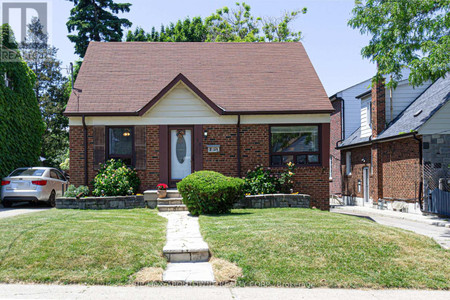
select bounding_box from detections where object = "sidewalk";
[332,206,450,249]
[1,284,450,300]
[331,205,450,227]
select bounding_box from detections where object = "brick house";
[64,42,333,210]
[337,75,449,214]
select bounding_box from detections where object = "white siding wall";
[418,101,450,135]
[360,96,372,137]
[340,79,371,139]
[385,80,432,123]
[68,83,331,126]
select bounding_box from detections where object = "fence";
[424,163,450,216]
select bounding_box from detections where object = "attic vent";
[414,109,422,117]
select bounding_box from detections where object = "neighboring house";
[329,79,371,196]
[337,75,449,214]
[64,42,333,210]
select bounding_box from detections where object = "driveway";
[332,206,450,249]
[0,202,50,219]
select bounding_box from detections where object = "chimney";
[371,77,386,138]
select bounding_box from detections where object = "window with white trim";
[346,151,352,175]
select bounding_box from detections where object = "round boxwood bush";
[92,159,140,196]
[177,171,245,215]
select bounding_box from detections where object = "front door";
[363,167,370,204]
[169,127,193,186]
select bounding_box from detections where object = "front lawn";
[200,208,450,289]
[0,209,166,284]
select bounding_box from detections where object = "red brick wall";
[202,125,238,177]
[341,137,421,203]
[341,145,372,199]
[330,99,342,195]
[69,123,330,210]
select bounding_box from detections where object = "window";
[107,127,133,166]
[270,125,320,166]
[50,170,59,180]
[329,155,333,180]
[10,168,44,177]
[368,102,372,126]
[346,151,352,175]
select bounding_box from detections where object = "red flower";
[157,183,168,190]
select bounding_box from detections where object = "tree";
[0,24,44,180]
[127,3,306,43]
[127,17,207,42]
[66,0,132,57]
[349,0,450,87]
[205,2,306,42]
[20,18,70,168]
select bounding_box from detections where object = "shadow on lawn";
[203,211,254,218]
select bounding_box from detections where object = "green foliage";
[177,171,245,216]
[59,149,70,171]
[67,0,132,57]
[244,163,295,195]
[126,3,306,43]
[20,18,70,168]
[0,24,44,182]
[92,159,140,196]
[64,184,89,198]
[349,0,450,88]
[127,17,207,42]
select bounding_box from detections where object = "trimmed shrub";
[92,159,140,196]
[177,171,245,215]
[64,185,89,198]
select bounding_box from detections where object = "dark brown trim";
[138,73,224,116]
[168,126,194,187]
[105,126,135,166]
[193,125,203,172]
[159,125,169,185]
[64,111,140,117]
[268,124,323,167]
[237,115,241,178]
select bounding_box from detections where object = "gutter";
[237,115,241,178]
[337,132,416,150]
[82,115,88,187]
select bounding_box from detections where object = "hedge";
[177,171,245,215]
[0,24,44,182]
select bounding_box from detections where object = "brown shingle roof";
[65,42,332,116]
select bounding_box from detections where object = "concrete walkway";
[1,284,449,300]
[158,211,215,284]
[332,206,450,249]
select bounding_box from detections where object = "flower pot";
[157,189,167,198]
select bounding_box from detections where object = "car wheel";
[2,200,12,208]
[47,190,56,207]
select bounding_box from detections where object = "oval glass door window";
[176,133,187,164]
[171,129,192,180]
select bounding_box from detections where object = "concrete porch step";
[158,204,188,212]
[144,190,181,201]
[157,198,183,206]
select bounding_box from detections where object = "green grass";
[0,209,167,284]
[200,208,450,289]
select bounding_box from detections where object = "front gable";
[142,81,222,123]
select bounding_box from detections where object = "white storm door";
[170,129,192,181]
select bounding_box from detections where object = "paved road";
[0,202,50,219]
[0,284,449,300]
[332,207,450,249]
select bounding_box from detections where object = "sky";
[7,0,377,96]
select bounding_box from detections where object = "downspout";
[413,133,423,210]
[237,114,241,178]
[82,115,88,187]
